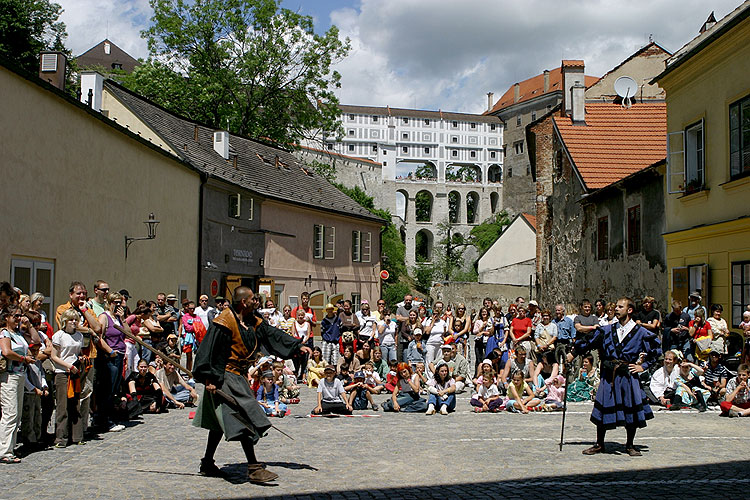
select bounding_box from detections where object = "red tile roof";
[488,67,599,114]
[553,102,666,190]
[561,60,585,67]
[521,213,537,231]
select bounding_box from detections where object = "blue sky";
[58,0,743,114]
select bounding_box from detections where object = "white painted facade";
[477,214,536,286]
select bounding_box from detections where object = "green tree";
[415,191,432,222]
[414,163,436,180]
[122,0,350,145]
[469,210,511,253]
[0,0,68,73]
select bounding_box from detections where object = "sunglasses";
[12,314,22,319]
[98,288,110,293]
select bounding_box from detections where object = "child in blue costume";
[567,297,660,457]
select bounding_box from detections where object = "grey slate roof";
[339,104,501,124]
[76,39,140,73]
[104,80,384,224]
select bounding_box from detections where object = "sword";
[120,328,193,378]
[213,388,294,441]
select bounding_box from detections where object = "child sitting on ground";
[273,361,299,404]
[543,375,565,410]
[347,371,379,411]
[721,363,750,417]
[471,370,502,412]
[384,359,399,393]
[257,370,287,417]
[313,365,352,415]
[505,371,542,413]
[362,361,385,393]
[337,363,353,386]
[413,361,429,394]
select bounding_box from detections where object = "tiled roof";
[521,213,537,231]
[297,144,381,166]
[103,81,384,224]
[339,104,501,124]
[76,39,140,73]
[561,60,585,67]
[553,102,666,190]
[488,67,599,114]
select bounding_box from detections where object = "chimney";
[213,131,229,159]
[487,92,494,112]
[39,52,67,91]
[543,70,550,93]
[561,60,585,116]
[79,71,104,111]
[513,83,520,103]
[571,81,586,125]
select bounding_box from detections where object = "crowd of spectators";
[2,281,749,464]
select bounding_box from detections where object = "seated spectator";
[702,351,729,404]
[689,309,712,363]
[405,328,426,366]
[662,300,691,353]
[337,345,361,375]
[426,362,456,415]
[312,365,352,415]
[162,334,180,361]
[450,343,471,393]
[534,310,557,360]
[127,359,164,413]
[646,350,679,407]
[156,360,198,409]
[257,370,287,417]
[674,359,709,411]
[532,351,559,393]
[248,355,272,395]
[306,347,326,388]
[706,304,729,357]
[413,361,428,394]
[567,354,600,402]
[355,341,373,367]
[721,363,750,417]
[381,363,427,412]
[347,371,379,411]
[336,363,353,387]
[362,361,385,393]
[543,375,566,410]
[471,371,503,413]
[384,359,399,393]
[505,371,542,413]
[273,361,299,404]
[501,346,535,388]
[371,347,389,381]
[473,359,496,387]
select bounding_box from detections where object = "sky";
[57,0,743,114]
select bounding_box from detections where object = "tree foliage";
[469,210,511,254]
[0,0,68,73]
[415,191,432,222]
[122,0,350,145]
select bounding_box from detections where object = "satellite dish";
[614,76,638,108]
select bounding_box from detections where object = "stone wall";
[430,282,531,313]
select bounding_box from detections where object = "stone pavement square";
[2,385,749,500]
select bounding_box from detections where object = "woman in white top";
[0,307,33,462]
[291,309,311,382]
[49,308,85,447]
[423,301,450,370]
[377,308,398,362]
[426,362,456,415]
[356,301,378,346]
[706,304,730,355]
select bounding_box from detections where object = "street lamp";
[125,212,160,259]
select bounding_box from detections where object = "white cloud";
[57,0,151,59]
[330,0,742,113]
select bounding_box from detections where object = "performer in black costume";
[567,297,660,456]
[193,286,311,482]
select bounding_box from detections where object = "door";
[309,290,326,338]
[10,258,54,320]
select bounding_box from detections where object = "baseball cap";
[529,300,539,307]
[167,333,178,340]
[324,365,336,373]
[441,344,452,350]
[353,371,365,379]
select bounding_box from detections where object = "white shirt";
[379,319,397,346]
[356,311,378,339]
[195,305,215,329]
[473,383,500,401]
[51,329,84,373]
[649,364,679,398]
[426,318,447,345]
[616,319,636,343]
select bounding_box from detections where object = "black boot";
[200,458,228,478]
[695,392,707,412]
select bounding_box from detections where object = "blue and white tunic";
[573,320,661,429]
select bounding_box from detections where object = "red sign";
[380,270,389,280]
[210,279,219,297]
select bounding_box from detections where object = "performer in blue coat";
[567,297,661,456]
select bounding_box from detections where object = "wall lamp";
[304,274,313,286]
[330,275,338,289]
[125,212,159,259]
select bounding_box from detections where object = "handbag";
[695,336,712,355]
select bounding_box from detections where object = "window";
[327,143,333,150]
[685,121,704,192]
[731,261,750,326]
[597,216,609,260]
[424,147,430,154]
[424,119,430,125]
[313,225,324,259]
[349,114,355,120]
[470,151,476,158]
[372,145,377,152]
[348,144,355,152]
[351,293,361,312]
[402,146,408,153]
[554,149,563,178]
[452,150,458,157]
[316,226,336,259]
[548,245,553,271]
[11,258,54,320]
[508,167,512,178]
[470,122,476,129]
[112,63,122,70]
[452,136,458,143]
[452,121,458,127]
[352,231,372,263]
[490,151,496,159]
[348,129,355,136]
[627,205,641,255]
[730,95,750,179]
[490,123,496,131]
[402,117,409,124]
[531,111,537,121]
[516,115,521,127]
[228,193,241,218]
[372,115,378,122]
[514,141,524,155]
[402,133,409,139]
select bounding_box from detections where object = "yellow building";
[655,2,750,330]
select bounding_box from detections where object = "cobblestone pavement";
[3,385,749,500]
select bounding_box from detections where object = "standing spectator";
[662,300,691,353]
[291,309,311,382]
[18,294,31,313]
[195,295,215,330]
[554,304,576,357]
[574,299,599,339]
[291,291,317,331]
[636,296,661,334]
[320,303,341,366]
[706,304,729,357]
[405,329,426,366]
[527,300,542,329]
[95,292,129,432]
[473,307,494,374]
[338,300,360,353]
[136,305,163,364]
[87,280,110,318]
[0,307,31,463]
[594,299,606,320]
[598,302,618,326]
[21,336,48,449]
[683,292,705,321]
[356,300,378,346]
[423,301,449,372]
[395,294,415,361]
[371,347,389,381]
[156,293,179,348]
[377,308,398,362]
[263,299,284,328]
[29,292,47,324]
[451,303,471,359]
[373,298,387,322]
[118,290,132,317]
[399,309,420,362]
[426,363,456,415]
[180,301,199,372]
[50,309,85,448]
[0,282,19,308]
[278,305,294,335]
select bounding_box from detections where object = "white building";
[477,213,536,286]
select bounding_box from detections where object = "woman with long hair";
[382,362,427,412]
[0,307,32,462]
[426,362,456,415]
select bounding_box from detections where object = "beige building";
[0,61,201,316]
[476,213,536,286]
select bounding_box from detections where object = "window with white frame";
[314,225,336,260]
[348,144,355,152]
[351,293,361,312]
[424,147,430,154]
[324,226,335,260]
[514,141,524,155]
[11,258,54,319]
[348,129,355,136]
[685,120,704,191]
[731,261,750,327]
[730,95,750,179]
[402,117,408,124]
[313,225,324,259]
[351,231,372,263]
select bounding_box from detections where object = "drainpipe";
[197,173,207,296]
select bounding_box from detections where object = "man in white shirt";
[195,294,215,329]
[647,350,679,407]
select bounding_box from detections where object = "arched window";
[448,191,461,223]
[488,164,503,183]
[415,229,433,262]
[466,191,480,224]
[415,190,433,222]
[395,190,408,220]
[490,192,499,214]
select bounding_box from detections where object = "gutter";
[197,173,207,295]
